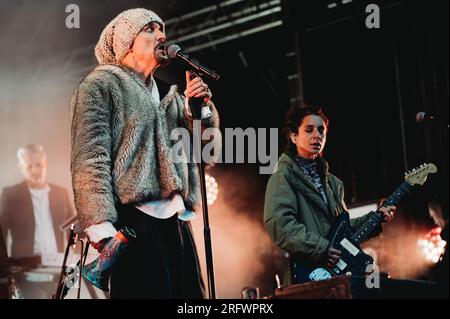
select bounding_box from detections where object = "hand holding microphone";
[165,44,219,119]
[185,71,212,101]
[164,43,217,100]
[166,44,220,81]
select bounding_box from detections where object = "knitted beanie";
[95,8,164,65]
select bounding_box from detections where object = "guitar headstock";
[405,163,437,186]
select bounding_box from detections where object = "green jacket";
[264,151,379,285]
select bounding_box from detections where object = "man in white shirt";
[0,144,75,261]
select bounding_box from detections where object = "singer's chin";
[157,56,170,67]
[155,51,170,67]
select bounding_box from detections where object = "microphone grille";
[166,44,181,59]
[416,112,426,123]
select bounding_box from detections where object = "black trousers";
[110,205,205,299]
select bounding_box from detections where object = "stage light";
[205,173,219,206]
[417,227,447,264]
[327,3,338,9]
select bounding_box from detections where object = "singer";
[70,8,220,299]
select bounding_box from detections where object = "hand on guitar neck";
[378,204,397,223]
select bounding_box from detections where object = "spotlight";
[418,227,447,264]
[327,3,338,9]
[205,173,219,205]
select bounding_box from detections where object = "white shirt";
[85,77,209,243]
[29,186,58,256]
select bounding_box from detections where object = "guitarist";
[263,106,396,286]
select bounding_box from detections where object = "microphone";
[416,112,438,123]
[166,44,220,81]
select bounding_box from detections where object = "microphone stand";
[188,75,216,299]
[53,225,76,299]
[53,223,89,299]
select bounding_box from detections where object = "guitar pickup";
[335,259,347,271]
[340,238,360,256]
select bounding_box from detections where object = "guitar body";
[292,213,373,283]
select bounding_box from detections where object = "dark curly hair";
[283,105,329,154]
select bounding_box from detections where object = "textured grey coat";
[70,64,220,229]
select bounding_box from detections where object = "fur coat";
[70,64,220,229]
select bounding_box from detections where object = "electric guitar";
[292,163,438,283]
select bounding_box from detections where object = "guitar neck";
[351,180,413,244]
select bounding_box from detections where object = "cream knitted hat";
[95,8,164,65]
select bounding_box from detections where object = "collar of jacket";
[280,150,340,220]
[96,64,175,103]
